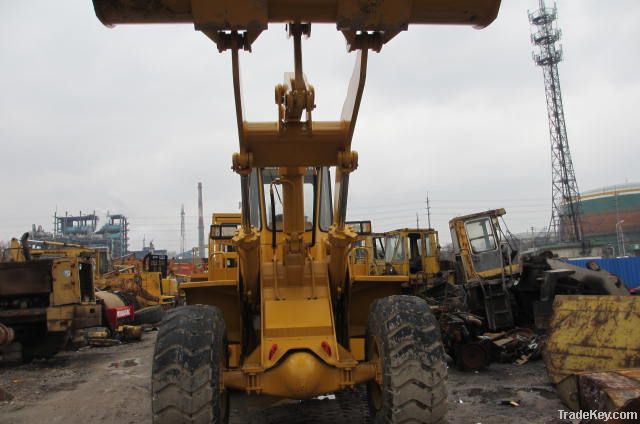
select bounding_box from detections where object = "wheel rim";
[367,336,383,411]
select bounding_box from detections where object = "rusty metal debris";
[425,280,544,371]
[0,323,15,346]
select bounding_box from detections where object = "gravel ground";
[0,332,572,424]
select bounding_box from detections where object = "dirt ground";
[0,331,572,424]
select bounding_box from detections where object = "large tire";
[366,295,447,424]
[152,305,229,424]
[114,291,141,311]
[134,305,165,325]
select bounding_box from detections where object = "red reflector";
[268,343,278,360]
[321,341,332,356]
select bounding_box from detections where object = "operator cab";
[143,253,169,278]
[462,216,502,273]
[383,229,439,278]
[247,167,333,242]
[449,208,519,283]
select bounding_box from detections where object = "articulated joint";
[337,150,358,173]
[275,82,316,126]
[232,152,253,176]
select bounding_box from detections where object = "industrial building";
[579,183,640,256]
[31,211,129,257]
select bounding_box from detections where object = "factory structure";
[31,211,129,258]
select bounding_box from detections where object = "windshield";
[263,167,331,232]
[465,218,497,253]
[373,237,385,260]
[384,235,405,263]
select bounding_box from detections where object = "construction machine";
[0,235,101,361]
[189,213,241,282]
[138,253,179,306]
[449,208,518,330]
[91,1,502,422]
[449,208,640,409]
[449,208,633,329]
[383,228,442,289]
[346,220,386,276]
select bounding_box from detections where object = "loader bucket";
[93,0,502,29]
[544,295,640,409]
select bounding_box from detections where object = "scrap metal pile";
[347,209,639,419]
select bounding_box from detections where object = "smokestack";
[197,182,205,259]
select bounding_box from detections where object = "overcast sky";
[1,1,639,252]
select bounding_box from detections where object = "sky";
[1,1,639,252]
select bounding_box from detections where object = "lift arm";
[91,0,502,301]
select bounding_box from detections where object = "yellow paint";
[544,295,640,408]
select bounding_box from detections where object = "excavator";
[91,1,502,422]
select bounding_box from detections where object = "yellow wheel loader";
[383,228,442,290]
[189,213,241,283]
[90,1,502,422]
[346,220,386,276]
[0,235,101,361]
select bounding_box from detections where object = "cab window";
[465,218,497,253]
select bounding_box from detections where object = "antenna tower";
[529,0,583,243]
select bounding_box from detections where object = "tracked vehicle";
[91,1,502,422]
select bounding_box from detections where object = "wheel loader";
[189,213,241,283]
[91,1,502,422]
[346,220,386,276]
[0,235,101,361]
[449,208,632,330]
[383,228,442,288]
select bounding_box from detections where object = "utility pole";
[616,220,626,257]
[416,213,419,229]
[426,193,432,229]
[180,204,185,256]
[197,182,205,260]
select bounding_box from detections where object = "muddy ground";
[0,331,573,424]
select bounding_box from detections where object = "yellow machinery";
[91,1,502,422]
[0,234,101,360]
[189,213,241,282]
[346,220,386,276]
[208,213,241,282]
[449,209,640,409]
[384,227,441,289]
[138,254,178,307]
[544,295,640,410]
[449,208,631,330]
[449,208,518,330]
[99,252,178,309]
[7,238,113,285]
